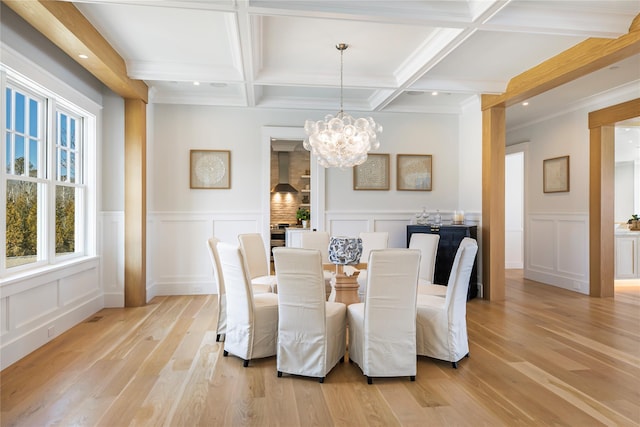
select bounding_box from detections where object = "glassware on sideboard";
[433,210,442,226]
[452,210,465,225]
[415,207,429,225]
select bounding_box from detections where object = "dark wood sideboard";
[406,225,478,300]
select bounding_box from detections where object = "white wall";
[458,96,482,212]
[507,110,590,293]
[505,151,524,269]
[506,87,639,294]
[615,161,635,223]
[101,90,125,212]
[150,105,464,213]
[148,104,479,296]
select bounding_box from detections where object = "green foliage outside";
[6,180,37,258]
[6,157,75,266]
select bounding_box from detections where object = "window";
[2,72,92,275]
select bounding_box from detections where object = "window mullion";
[45,98,56,263]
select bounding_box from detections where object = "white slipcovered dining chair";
[300,231,333,300]
[207,237,272,342]
[356,231,389,302]
[206,237,227,342]
[216,242,279,367]
[348,248,421,384]
[409,233,447,296]
[273,247,347,383]
[238,233,277,293]
[416,237,478,368]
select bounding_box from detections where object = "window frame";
[1,65,97,279]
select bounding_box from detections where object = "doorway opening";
[260,126,326,254]
[505,149,524,269]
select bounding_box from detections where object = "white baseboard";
[525,269,588,295]
[103,292,124,308]
[149,281,216,297]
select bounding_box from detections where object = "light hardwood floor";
[2,271,639,426]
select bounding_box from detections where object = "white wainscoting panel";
[147,216,156,303]
[529,218,556,272]
[147,212,266,297]
[12,281,59,329]
[0,258,102,369]
[139,211,484,298]
[557,219,588,277]
[326,212,410,247]
[505,230,524,269]
[526,213,589,294]
[60,263,101,307]
[100,212,124,307]
[328,218,370,239]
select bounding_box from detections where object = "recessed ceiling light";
[431,91,438,96]
[78,54,88,59]
[522,101,529,106]
[193,81,200,86]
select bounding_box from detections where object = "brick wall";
[270,150,310,224]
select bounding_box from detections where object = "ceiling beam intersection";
[3,0,148,102]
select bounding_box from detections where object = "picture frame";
[190,149,231,189]
[397,154,432,191]
[353,153,390,190]
[543,155,569,193]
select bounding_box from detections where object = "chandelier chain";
[340,46,344,115]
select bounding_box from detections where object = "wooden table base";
[331,264,361,306]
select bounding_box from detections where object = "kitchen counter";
[615,225,640,235]
[615,227,639,279]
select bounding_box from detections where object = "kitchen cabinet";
[286,228,312,248]
[615,232,639,279]
[407,225,478,300]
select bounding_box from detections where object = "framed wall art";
[353,153,390,190]
[190,149,231,189]
[543,155,569,193]
[397,154,432,191]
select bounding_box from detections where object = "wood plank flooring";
[2,271,639,426]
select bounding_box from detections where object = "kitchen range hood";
[272,151,298,193]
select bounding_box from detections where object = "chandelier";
[303,43,382,168]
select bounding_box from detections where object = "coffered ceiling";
[67,0,639,128]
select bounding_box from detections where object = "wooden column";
[588,125,615,297]
[481,99,506,301]
[588,98,639,297]
[124,98,147,307]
